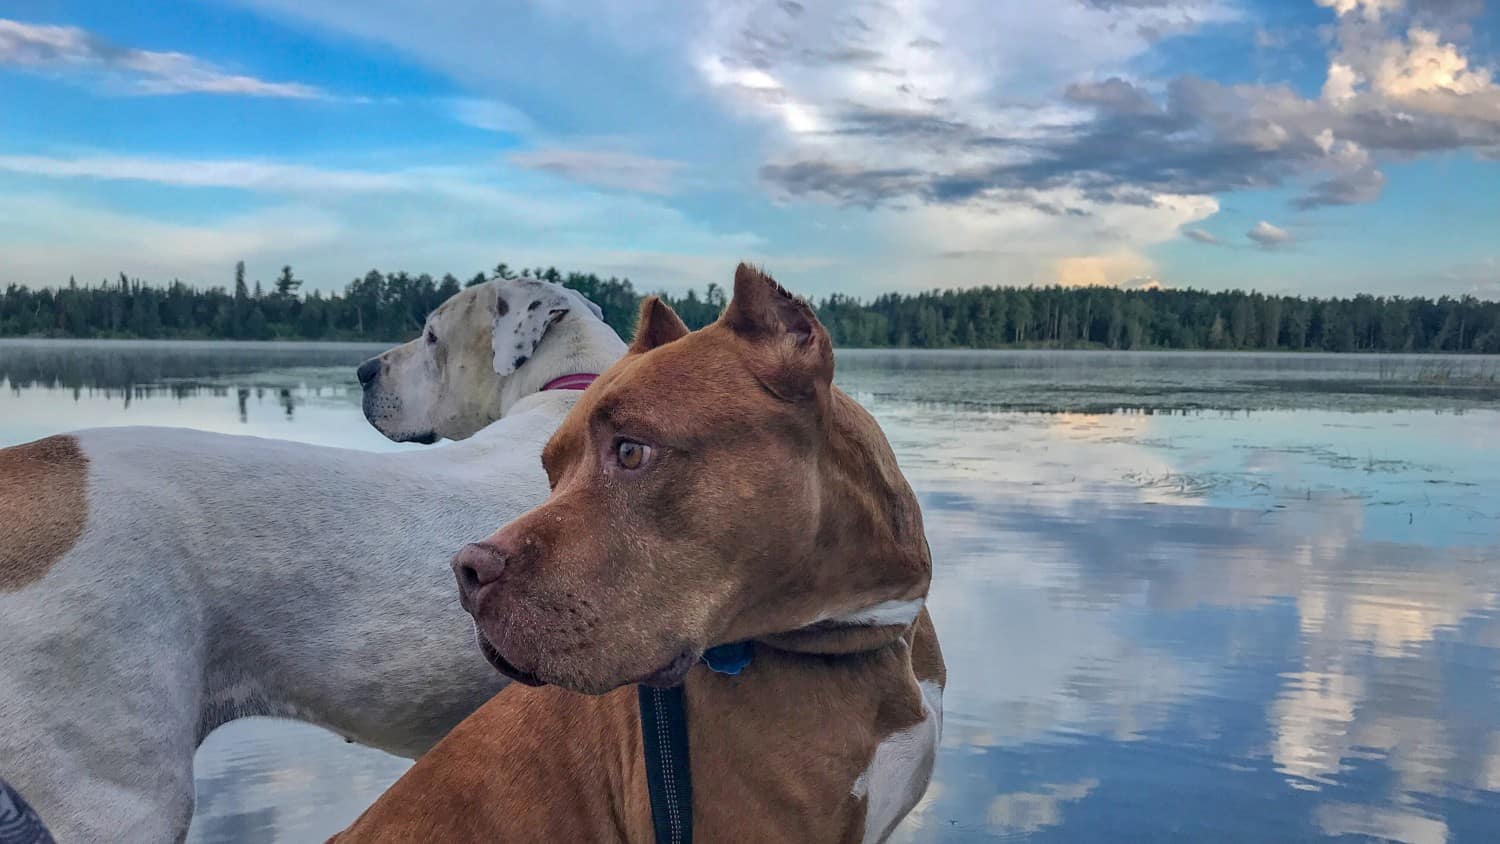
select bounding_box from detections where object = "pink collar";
[540,373,599,392]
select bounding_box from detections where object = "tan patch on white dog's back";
[0,435,88,591]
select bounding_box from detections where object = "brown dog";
[332,265,944,843]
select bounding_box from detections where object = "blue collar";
[701,641,753,676]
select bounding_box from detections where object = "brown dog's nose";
[453,542,507,594]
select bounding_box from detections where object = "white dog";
[0,277,626,843]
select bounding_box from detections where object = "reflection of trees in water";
[838,349,1500,375]
[835,349,1500,414]
[230,387,296,422]
[1,341,378,420]
[27,382,339,422]
[0,341,380,391]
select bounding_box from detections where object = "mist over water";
[3,340,1498,842]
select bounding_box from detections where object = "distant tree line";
[817,285,1500,353]
[2,262,1497,352]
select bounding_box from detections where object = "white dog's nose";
[356,358,382,388]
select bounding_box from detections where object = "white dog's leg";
[1,539,204,843]
[0,651,200,843]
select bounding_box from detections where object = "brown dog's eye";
[616,440,650,470]
[425,328,437,345]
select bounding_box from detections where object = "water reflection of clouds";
[1479,734,1500,792]
[930,567,1210,751]
[188,720,410,843]
[1272,670,1363,788]
[893,399,1500,841]
[1316,803,1449,844]
[984,779,1097,838]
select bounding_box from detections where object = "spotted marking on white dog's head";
[490,283,578,378]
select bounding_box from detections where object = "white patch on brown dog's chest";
[852,678,943,843]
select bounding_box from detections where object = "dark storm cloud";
[765,76,1312,205]
[758,160,926,207]
[1294,166,1386,209]
[1064,78,1166,117]
[801,46,886,66]
[760,68,1500,213]
[831,105,976,140]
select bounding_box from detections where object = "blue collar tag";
[701,642,753,676]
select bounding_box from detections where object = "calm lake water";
[4,338,1500,843]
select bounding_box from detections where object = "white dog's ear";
[578,293,604,322]
[490,285,574,377]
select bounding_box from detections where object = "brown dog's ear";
[720,263,832,401]
[723,263,815,342]
[629,296,690,354]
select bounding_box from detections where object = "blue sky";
[1,0,1498,299]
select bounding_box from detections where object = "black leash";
[637,684,693,844]
[637,642,753,844]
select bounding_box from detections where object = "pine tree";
[274,266,302,298]
[232,261,250,339]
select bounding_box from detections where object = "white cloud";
[447,97,535,134]
[0,154,406,192]
[1315,0,1404,21]
[1319,16,1500,124]
[0,18,325,98]
[1055,254,1158,288]
[507,148,685,194]
[1375,27,1491,97]
[1248,220,1293,248]
[1184,228,1223,245]
[849,187,1218,291]
[0,152,624,220]
[0,152,789,293]
[1322,62,1360,105]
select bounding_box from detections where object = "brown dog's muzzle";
[452,541,507,612]
[451,539,556,687]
